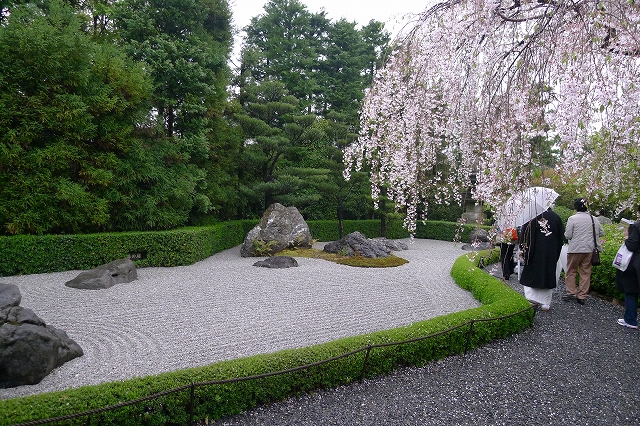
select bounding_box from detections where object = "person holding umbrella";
[495,186,562,288]
[519,206,565,310]
[497,227,518,280]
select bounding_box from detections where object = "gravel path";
[217,265,640,426]
[1,239,478,400]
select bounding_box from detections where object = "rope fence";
[11,305,536,426]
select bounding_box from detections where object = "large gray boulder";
[0,282,20,308]
[65,258,137,290]
[469,228,490,244]
[597,215,612,225]
[241,203,313,257]
[462,228,493,251]
[253,256,299,268]
[323,232,403,258]
[0,283,83,388]
[373,237,409,252]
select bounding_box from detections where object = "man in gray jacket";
[562,198,605,305]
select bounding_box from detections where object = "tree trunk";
[380,213,387,238]
[337,203,344,239]
[379,186,388,238]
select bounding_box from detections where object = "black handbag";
[590,215,601,266]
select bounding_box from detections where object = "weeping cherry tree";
[344,0,640,233]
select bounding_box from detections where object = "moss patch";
[277,247,409,268]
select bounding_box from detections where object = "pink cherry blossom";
[344,0,640,233]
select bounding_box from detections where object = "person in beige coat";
[562,198,605,305]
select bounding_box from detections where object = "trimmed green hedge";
[414,220,482,242]
[0,219,489,277]
[588,223,626,300]
[308,219,484,242]
[307,219,411,240]
[305,220,383,241]
[0,246,532,426]
[0,221,258,277]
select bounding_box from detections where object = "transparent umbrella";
[495,186,560,280]
[495,186,560,230]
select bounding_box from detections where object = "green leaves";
[0,0,241,234]
[236,2,390,220]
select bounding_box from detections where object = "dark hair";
[573,198,588,212]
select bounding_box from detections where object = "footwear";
[576,298,585,305]
[540,304,550,311]
[562,294,576,301]
[617,319,638,329]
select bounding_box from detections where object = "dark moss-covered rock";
[0,283,83,388]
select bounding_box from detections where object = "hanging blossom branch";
[344,0,640,233]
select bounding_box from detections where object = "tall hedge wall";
[0,221,257,276]
[0,219,487,277]
[307,219,482,242]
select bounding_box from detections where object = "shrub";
[590,223,625,300]
[252,239,278,257]
[305,220,382,241]
[0,245,533,425]
[0,221,256,277]
[425,203,464,222]
[554,205,574,227]
[414,220,482,242]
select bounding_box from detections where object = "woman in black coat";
[519,208,564,310]
[616,207,640,329]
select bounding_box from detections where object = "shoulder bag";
[612,243,633,271]
[590,215,601,266]
[613,222,639,271]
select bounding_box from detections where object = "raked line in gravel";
[0,239,479,400]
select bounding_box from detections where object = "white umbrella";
[495,186,560,280]
[495,186,560,230]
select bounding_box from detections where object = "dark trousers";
[500,243,516,279]
[624,293,639,326]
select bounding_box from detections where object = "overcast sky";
[228,0,428,61]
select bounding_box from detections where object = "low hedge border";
[0,219,487,277]
[0,247,533,426]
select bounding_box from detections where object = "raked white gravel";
[0,239,478,400]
